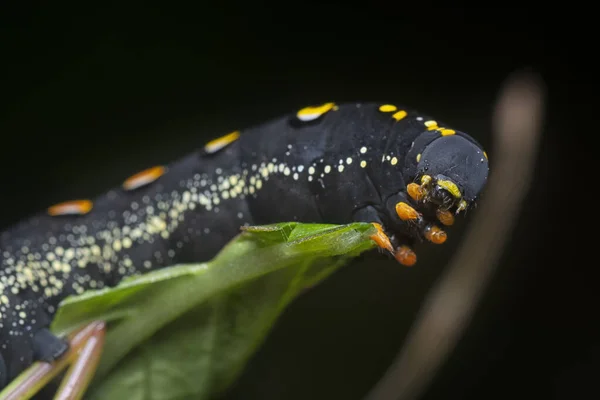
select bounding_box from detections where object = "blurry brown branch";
[365,70,545,400]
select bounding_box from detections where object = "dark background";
[0,4,590,400]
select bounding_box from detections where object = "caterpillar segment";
[0,102,489,398]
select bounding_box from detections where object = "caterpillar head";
[411,134,489,213]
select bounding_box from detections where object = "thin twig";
[364,69,545,400]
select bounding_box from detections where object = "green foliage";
[50,222,376,400]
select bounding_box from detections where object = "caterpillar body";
[0,102,489,388]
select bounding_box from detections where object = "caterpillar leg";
[354,206,393,252]
[390,234,417,267]
[352,192,453,267]
[369,222,394,253]
[353,205,417,266]
[0,321,105,400]
[32,329,69,363]
[385,193,448,245]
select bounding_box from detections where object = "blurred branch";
[365,70,545,400]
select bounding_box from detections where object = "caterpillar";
[0,102,489,391]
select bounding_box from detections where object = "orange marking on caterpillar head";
[395,202,420,221]
[395,245,417,266]
[436,209,455,226]
[123,166,166,191]
[370,223,394,253]
[407,183,425,202]
[48,200,93,216]
[424,225,447,244]
[204,131,240,154]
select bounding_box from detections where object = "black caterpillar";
[0,102,489,388]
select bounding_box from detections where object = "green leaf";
[50,222,376,400]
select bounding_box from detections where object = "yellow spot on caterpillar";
[483,151,488,159]
[64,248,74,260]
[296,102,336,122]
[392,110,407,121]
[123,166,166,191]
[440,129,455,136]
[360,146,367,154]
[204,131,240,154]
[421,175,432,186]
[48,200,93,216]
[437,179,462,198]
[390,157,398,166]
[360,160,367,168]
[379,104,397,112]
[416,153,421,162]
[424,120,438,130]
